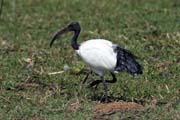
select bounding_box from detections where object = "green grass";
[0,0,180,119]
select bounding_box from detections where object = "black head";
[50,22,81,47]
[67,22,81,32]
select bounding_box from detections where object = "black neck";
[71,30,80,50]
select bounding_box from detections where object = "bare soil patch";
[92,101,144,120]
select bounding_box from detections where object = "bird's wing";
[114,46,143,75]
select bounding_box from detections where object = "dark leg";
[106,73,117,83]
[88,72,117,88]
[101,76,108,102]
[81,71,92,84]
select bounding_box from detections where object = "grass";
[0,0,180,119]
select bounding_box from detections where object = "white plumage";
[77,39,117,76]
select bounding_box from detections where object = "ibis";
[50,22,143,101]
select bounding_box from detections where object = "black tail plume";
[114,46,143,75]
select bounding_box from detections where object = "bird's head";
[67,22,81,32]
[50,22,81,47]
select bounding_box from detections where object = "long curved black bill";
[50,26,69,48]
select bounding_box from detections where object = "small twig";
[48,71,64,75]
[0,0,4,18]
[165,84,170,93]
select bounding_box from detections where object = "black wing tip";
[115,46,143,76]
[131,64,143,76]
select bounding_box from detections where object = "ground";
[0,0,180,119]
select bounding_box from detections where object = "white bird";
[50,22,143,102]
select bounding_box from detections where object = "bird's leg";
[105,73,117,83]
[87,72,117,88]
[87,80,101,88]
[101,76,108,102]
[81,71,92,84]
